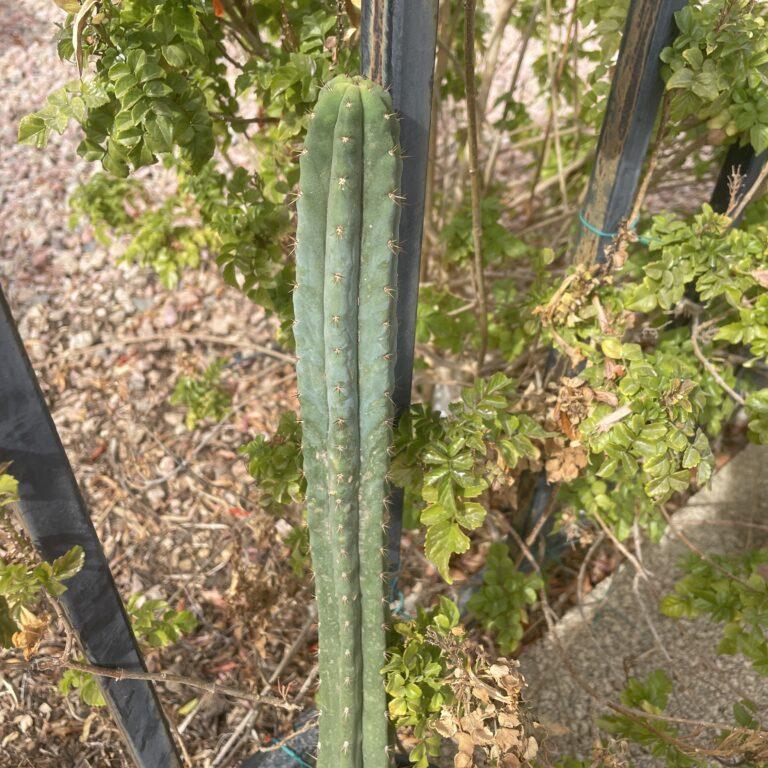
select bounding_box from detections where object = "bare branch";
[464,0,489,374]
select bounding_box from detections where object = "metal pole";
[519,0,686,539]
[362,0,440,583]
[575,0,687,264]
[0,285,181,768]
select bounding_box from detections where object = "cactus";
[294,75,402,768]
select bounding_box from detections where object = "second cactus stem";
[294,75,402,768]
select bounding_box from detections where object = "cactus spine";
[294,75,401,768]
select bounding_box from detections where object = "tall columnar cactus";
[294,75,402,768]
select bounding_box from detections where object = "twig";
[251,717,318,753]
[478,0,520,113]
[45,593,75,662]
[421,0,461,279]
[507,525,543,576]
[54,660,296,710]
[729,157,768,223]
[525,0,579,216]
[659,506,758,593]
[483,1,542,186]
[49,332,295,365]
[575,532,607,644]
[595,403,632,433]
[591,508,651,579]
[211,604,318,768]
[464,0,489,375]
[211,113,279,125]
[691,317,745,407]
[293,664,318,704]
[511,497,556,571]
[628,93,672,226]
[632,571,672,662]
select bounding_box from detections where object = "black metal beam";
[362,0,439,582]
[0,285,181,768]
[575,0,687,264]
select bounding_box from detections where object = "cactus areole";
[294,75,402,768]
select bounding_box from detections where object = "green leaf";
[419,504,450,527]
[596,457,619,478]
[692,71,720,101]
[80,676,107,707]
[750,124,768,154]
[424,520,470,583]
[733,700,758,728]
[0,596,18,647]
[18,115,51,148]
[666,67,695,90]
[51,546,85,581]
[681,47,703,70]
[681,443,700,469]
[601,338,623,359]
[455,501,486,530]
[145,115,174,152]
[0,472,19,505]
[162,44,188,68]
[659,593,689,619]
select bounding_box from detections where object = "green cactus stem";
[294,74,402,768]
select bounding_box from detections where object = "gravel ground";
[1,3,315,766]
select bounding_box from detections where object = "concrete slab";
[519,444,768,763]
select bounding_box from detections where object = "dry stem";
[464,0,489,375]
[691,316,746,407]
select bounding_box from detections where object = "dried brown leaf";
[457,731,475,755]
[494,727,521,752]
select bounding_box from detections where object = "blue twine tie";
[389,576,410,619]
[278,744,311,768]
[578,210,653,246]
